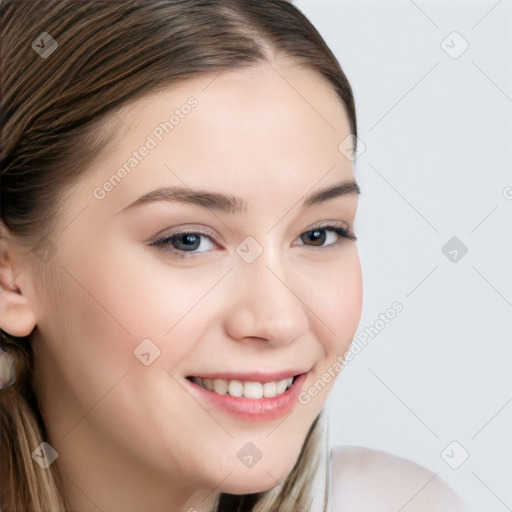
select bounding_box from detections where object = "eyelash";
[148,223,356,259]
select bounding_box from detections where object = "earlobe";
[0,239,37,338]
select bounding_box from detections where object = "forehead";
[119,60,346,124]
[71,62,354,218]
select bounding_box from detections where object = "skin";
[0,59,362,512]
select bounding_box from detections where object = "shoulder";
[329,445,472,512]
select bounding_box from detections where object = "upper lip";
[187,369,307,383]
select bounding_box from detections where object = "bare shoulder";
[329,445,472,512]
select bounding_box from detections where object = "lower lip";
[186,373,308,422]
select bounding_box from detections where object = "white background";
[294,0,512,510]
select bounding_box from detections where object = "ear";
[0,230,37,338]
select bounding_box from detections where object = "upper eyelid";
[153,219,352,238]
[156,222,346,235]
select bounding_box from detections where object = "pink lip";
[186,372,308,422]
[187,369,305,383]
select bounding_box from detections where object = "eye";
[296,223,356,248]
[148,231,217,259]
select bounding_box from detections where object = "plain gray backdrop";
[293,0,512,510]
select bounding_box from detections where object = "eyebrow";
[122,180,360,215]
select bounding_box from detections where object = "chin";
[218,459,296,495]
[220,477,279,496]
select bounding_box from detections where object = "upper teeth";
[192,377,294,398]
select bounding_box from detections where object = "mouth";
[184,371,308,422]
[186,375,297,399]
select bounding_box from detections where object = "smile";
[189,376,296,399]
[185,372,308,422]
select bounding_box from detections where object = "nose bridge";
[225,240,310,345]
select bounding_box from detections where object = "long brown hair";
[0,1,356,510]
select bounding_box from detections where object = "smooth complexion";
[6,60,362,512]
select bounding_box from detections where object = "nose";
[224,250,310,346]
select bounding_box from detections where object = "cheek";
[38,244,232,441]
[284,249,362,412]
[36,249,246,479]
[304,248,363,357]
[334,253,363,347]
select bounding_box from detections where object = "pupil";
[304,229,325,246]
[176,234,200,251]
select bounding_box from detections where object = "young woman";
[0,1,471,510]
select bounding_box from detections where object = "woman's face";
[26,61,362,508]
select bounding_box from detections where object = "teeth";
[192,376,295,399]
[275,379,288,395]
[213,379,228,394]
[243,382,263,399]
[262,381,276,398]
[228,380,243,397]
